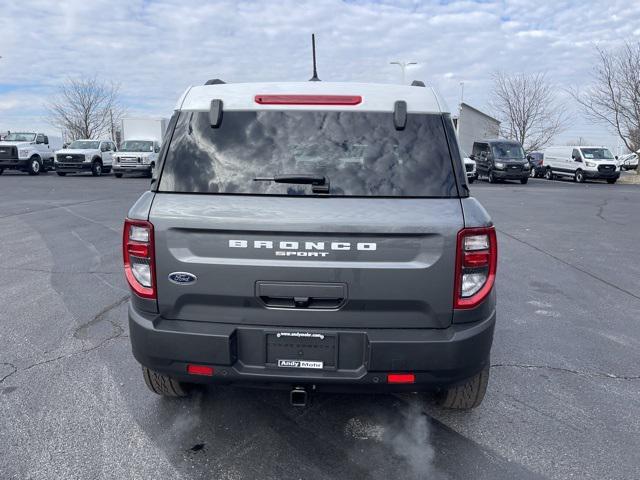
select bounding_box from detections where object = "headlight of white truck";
[585,161,597,167]
[18,149,31,158]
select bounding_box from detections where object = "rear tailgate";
[150,194,462,329]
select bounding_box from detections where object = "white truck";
[54,139,117,176]
[454,103,501,159]
[0,132,62,175]
[112,117,168,178]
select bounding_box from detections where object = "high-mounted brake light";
[454,226,497,309]
[123,218,156,299]
[254,94,362,105]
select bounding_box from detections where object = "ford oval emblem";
[168,272,197,285]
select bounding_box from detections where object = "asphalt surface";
[0,171,638,479]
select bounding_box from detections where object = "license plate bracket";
[266,331,337,369]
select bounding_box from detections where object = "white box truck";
[454,103,501,158]
[113,117,168,178]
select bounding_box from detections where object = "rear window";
[158,110,458,197]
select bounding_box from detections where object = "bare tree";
[572,43,640,162]
[490,72,566,151]
[47,77,124,141]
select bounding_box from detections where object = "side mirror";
[615,155,619,160]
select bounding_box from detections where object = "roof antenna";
[309,34,320,81]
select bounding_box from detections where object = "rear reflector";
[187,364,214,376]
[254,94,362,105]
[387,373,415,384]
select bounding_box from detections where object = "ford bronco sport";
[124,80,497,409]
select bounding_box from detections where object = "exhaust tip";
[290,386,308,407]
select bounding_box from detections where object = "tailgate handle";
[256,282,347,310]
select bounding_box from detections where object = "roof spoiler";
[205,79,226,85]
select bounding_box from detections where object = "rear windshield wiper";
[254,174,330,194]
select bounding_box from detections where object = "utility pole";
[390,61,417,85]
[109,108,115,143]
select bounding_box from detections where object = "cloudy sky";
[1,0,639,151]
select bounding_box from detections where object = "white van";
[542,146,619,184]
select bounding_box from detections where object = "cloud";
[1,0,639,148]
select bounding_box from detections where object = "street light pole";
[390,61,417,85]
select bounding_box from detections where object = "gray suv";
[123,81,497,409]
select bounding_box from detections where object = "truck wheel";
[436,363,490,410]
[520,177,528,184]
[114,173,123,178]
[544,168,554,180]
[27,156,42,175]
[57,172,67,176]
[606,178,617,184]
[575,170,585,183]
[468,176,475,184]
[0,168,3,175]
[91,160,103,177]
[142,366,190,397]
[488,170,497,183]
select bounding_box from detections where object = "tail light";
[123,219,156,299]
[453,226,497,309]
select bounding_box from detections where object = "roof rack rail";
[411,80,426,87]
[204,79,226,85]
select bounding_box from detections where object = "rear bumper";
[0,158,29,169]
[129,303,496,391]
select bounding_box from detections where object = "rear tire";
[57,172,67,176]
[488,170,497,183]
[114,173,123,178]
[142,366,190,397]
[468,177,475,184]
[607,178,617,184]
[544,167,554,180]
[27,156,42,176]
[520,177,528,184]
[0,168,4,175]
[436,363,490,410]
[91,160,103,177]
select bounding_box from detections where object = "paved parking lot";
[0,172,639,479]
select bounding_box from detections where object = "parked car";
[542,146,620,183]
[527,151,544,178]
[113,117,168,178]
[471,139,530,184]
[463,153,477,183]
[0,132,61,175]
[618,152,638,171]
[112,140,161,178]
[54,139,117,176]
[124,80,498,410]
